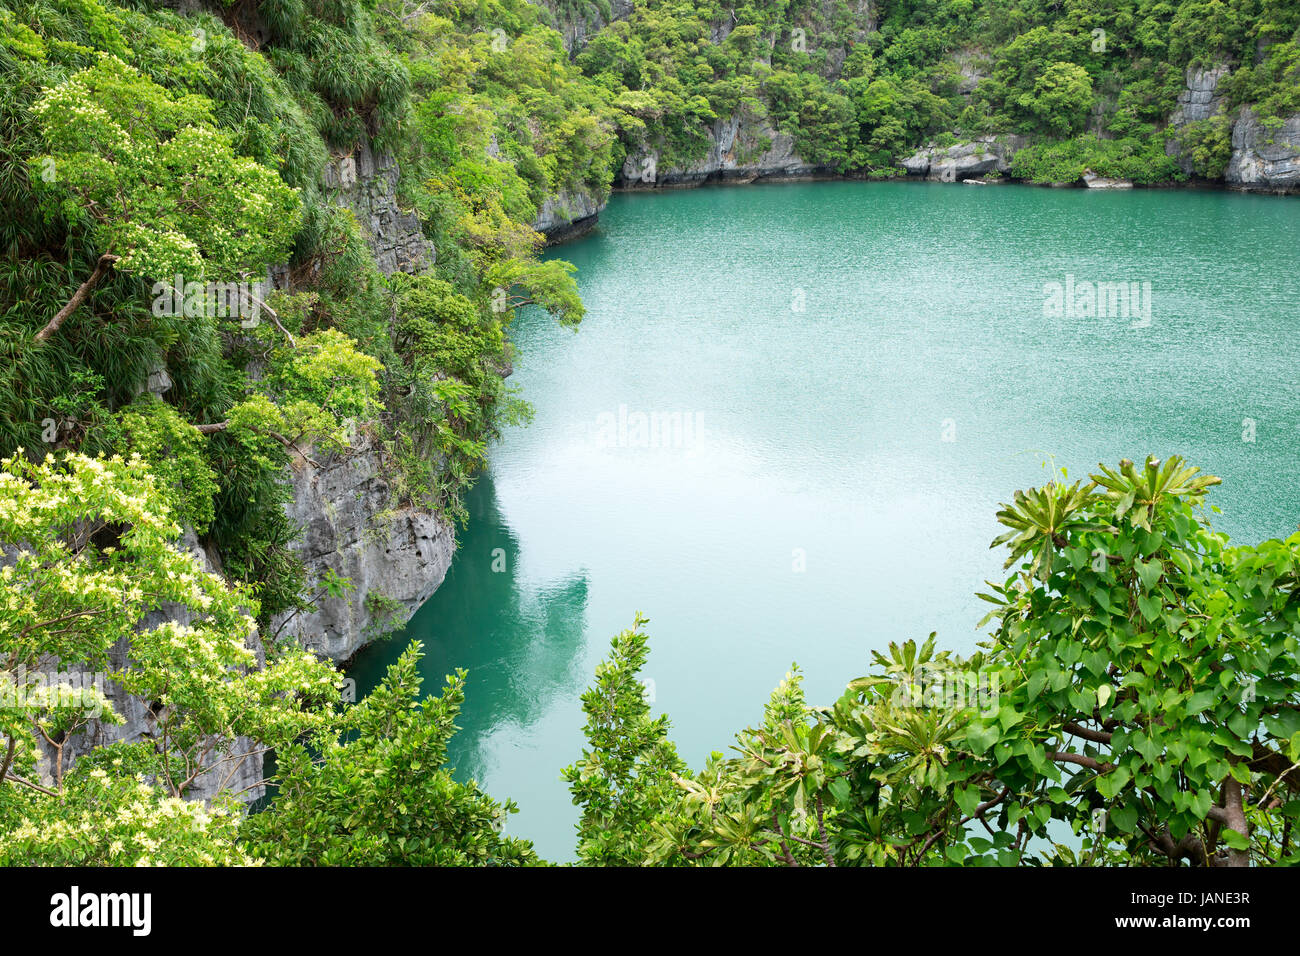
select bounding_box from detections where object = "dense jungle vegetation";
[570,0,1300,179]
[0,0,1298,866]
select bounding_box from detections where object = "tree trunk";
[1221,778,1251,867]
[33,254,120,343]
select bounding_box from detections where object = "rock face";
[1171,64,1231,126]
[25,530,268,803]
[272,435,455,662]
[1163,63,1300,192]
[532,185,607,242]
[901,136,1027,181]
[323,145,433,275]
[23,145,456,802]
[1165,64,1231,175]
[618,114,828,187]
[543,0,635,53]
[264,149,455,662]
[1226,108,1300,193]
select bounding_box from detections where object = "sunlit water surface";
[349,181,1300,861]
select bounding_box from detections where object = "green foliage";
[377,271,538,522]
[0,452,538,865]
[241,641,539,865]
[0,0,396,626]
[3,0,1299,872]
[0,451,341,863]
[1010,133,1184,184]
[2,754,257,866]
[488,258,585,328]
[572,459,1300,867]
[114,396,220,533]
[562,614,687,865]
[1169,115,1235,179]
[562,0,1298,181]
[31,55,301,283]
[1221,39,1300,128]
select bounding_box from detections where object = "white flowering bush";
[0,451,343,863]
[1,752,258,866]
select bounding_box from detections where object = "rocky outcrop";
[21,142,455,804]
[533,185,607,242]
[1082,170,1133,189]
[263,150,455,661]
[618,113,828,187]
[1165,64,1231,175]
[901,136,1027,181]
[951,48,991,95]
[25,529,268,803]
[542,0,635,53]
[1162,63,1299,192]
[323,145,433,275]
[1226,108,1300,193]
[272,434,455,662]
[1171,64,1231,127]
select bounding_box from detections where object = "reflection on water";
[346,471,589,840]
[348,181,1300,863]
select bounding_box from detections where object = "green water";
[348,180,1300,862]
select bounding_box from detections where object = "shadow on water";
[346,469,590,785]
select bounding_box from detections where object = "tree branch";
[1048,751,1114,772]
[195,420,319,466]
[33,254,120,343]
[1063,721,1113,744]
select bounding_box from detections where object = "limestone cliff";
[24,143,454,799]
[1164,64,1232,176]
[1226,108,1300,193]
[618,114,831,188]
[533,185,607,242]
[322,145,434,275]
[268,149,454,662]
[537,0,635,54]
[270,434,455,662]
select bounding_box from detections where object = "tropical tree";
[571,458,1300,867]
[563,614,687,865]
[0,450,341,864]
[241,641,539,866]
[28,54,300,343]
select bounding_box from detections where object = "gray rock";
[323,145,433,275]
[1171,64,1232,125]
[542,0,636,53]
[619,113,827,187]
[1226,107,1300,193]
[130,362,173,399]
[272,433,455,662]
[952,48,992,95]
[902,136,1027,181]
[532,186,607,242]
[1082,170,1133,189]
[1165,64,1231,174]
[25,528,268,804]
